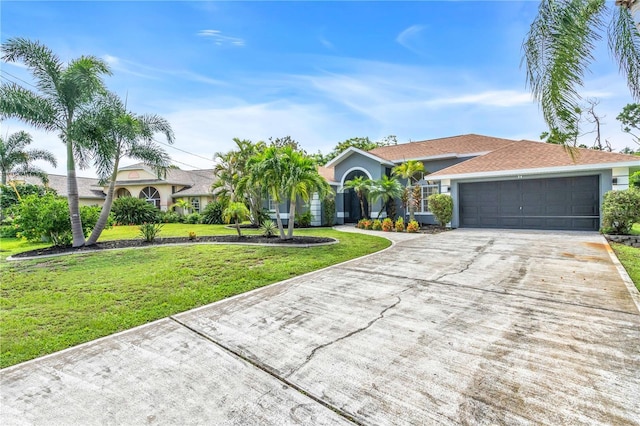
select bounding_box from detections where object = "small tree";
[392,160,425,222]
[0,130,57,185]
[601,188,640,234]
[223,202,250,237]
[344,176,371,219]
[428,194,454,227]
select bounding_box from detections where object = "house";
[22,164,215,212]
[322,134,639,231]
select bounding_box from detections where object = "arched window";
[139,186,161,209]
[116,188,131,198]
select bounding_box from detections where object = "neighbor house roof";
[429,140,640,179]
[116,163,215,196]
[317,166,338,184]
[368,134,515,162]
[22,174,106,200]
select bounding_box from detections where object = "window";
[116,188,131,198]
[190,197,200,213]
[420,181,439,213]
[139,186,161,209]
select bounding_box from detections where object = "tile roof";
[368,134,515,162]
[23,174,105,200]
[317,166,337,183]
[429,140,640,177]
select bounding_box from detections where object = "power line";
[152,137,216,164]
[0,69,37,89]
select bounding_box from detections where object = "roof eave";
[325,147,395,168]
[429,160,640,181]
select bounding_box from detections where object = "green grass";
[631,223,640,236]
[611,243,640,292]
[0,226,390,368]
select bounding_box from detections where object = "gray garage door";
[459,176,600,231]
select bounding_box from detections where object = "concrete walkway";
[2,228,639,425]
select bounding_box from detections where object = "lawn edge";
[603,239,640,314]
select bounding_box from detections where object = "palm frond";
[1,37,62,98]
[0,83,60,130]
[523,0,607,134]
[609,5,640,100]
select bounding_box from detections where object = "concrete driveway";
[2,228,639,425]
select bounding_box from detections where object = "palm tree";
[368,175,403,220]
[392,160,425,222]
[0,37,111,247]
[523,0,640,139]
[280,147,330,239]
[71,92,173,246]
[223,201,250,237]
[343,175,371,220]
[0,130,57,185]
[171,199,191,215]
[245,146,287,238]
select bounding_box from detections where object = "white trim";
[337,212,349,218]
[429,160,640,181]
[269,213,289,219]
[338,167,373,191]
[325,146,395,168]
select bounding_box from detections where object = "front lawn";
[0,226,390,368]
[611,243,640,292]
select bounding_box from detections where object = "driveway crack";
[434,238,494,281]
[287,290,408,378]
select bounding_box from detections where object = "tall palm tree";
[368,175,403,220]
[245,146,287,238]
[280,147,330,239]
[0,37,111,247]
[392,160,425,222]
[0,130,57,185]
[523,0,640,139]
[343,175,371,220]
[71,92,173,246]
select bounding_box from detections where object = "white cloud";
[198,29,245,47]
[396,25,426,54]
[426,90,534,108]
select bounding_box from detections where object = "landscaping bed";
[9,235,336,259]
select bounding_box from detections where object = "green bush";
[295,211,313,228]
[260,220,278,237]
[139,222,163,242]
[159,211,183,223]
[14,194,102,246]
[427,194,453,227]
[601,188,640,235]
[0,224,20,238]
[630,171,640,189]
[395,217,405,232]
[201,201,225,224]
[323,196,336,226]
[185,212,202,224]
[372,219,382,231]
[111,197,159,225]
[1,183,56,211]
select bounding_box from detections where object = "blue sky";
[1,1,636,176]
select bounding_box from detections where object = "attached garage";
[459,175,600,231]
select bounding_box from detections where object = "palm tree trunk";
[66,140,85,248]
[235,218,242,237]
[274,203,286,239]
[86,156,120,245]
[287,198,296,239]
[358,193,366,219]
[407,185,415,222]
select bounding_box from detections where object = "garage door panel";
[459,176,599,231]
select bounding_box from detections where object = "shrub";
[201,200,226,225]
[372,219,382,231]
[363,219,373,230]
[323,196,336,226]
[357,219,366,229]
[139,222,163,242]
[381,218,394,232]
[295,211,313,228]
[188,231,197,240]
[0,223,19,238]
[631,171,640,189]
[406,220,420,233]
[428,194,453,227]
[112,197,158,225]
[185,212,202,224]
[159,211,182,223]
[1,183,56,211]
[260,220,278,237]
[601,188,640,235]
[395,217,405,232]
[14,194,102,246]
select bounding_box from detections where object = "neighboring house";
[22,163,215,212]
[323,134,639,231]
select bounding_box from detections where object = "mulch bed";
[10,235,335,259]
